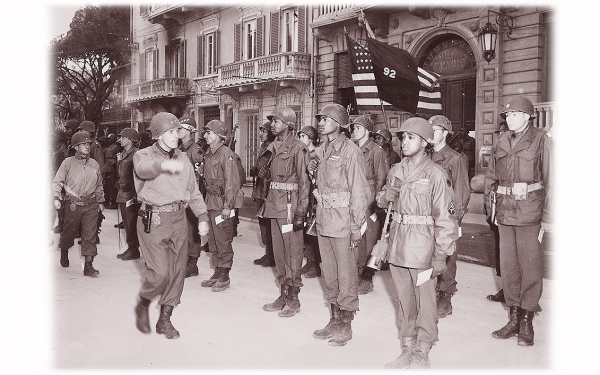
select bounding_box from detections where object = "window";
[270,7,306,55]
[197,32,219,76]
[140,49,158,82]
[244,20,257,60]
[282,9,298,53]
[146,51,154,80]
[234,17,263,62]
[166,40,186,78]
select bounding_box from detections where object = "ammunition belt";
[497,182,543,196]
[391,212,434,225]
[142,202,185,213]
[313,190,350,209]
[269,182,298,191]
[65,193,97,206]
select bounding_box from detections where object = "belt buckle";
[512,182,527,200]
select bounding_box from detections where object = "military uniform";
[251,137,274,266]
[385,146,402,166]
[116,143,140,258]
[179,138,205,264]
[104,140,120,206]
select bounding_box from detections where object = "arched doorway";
[419,36,477,177]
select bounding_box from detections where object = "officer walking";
[52,132,105,276]
[309,103,369,346]
[54,119,82,233]
[133,112,210,340]
[350,115,389,295]
[484,96,552,347]
[377,117,457,369]
[260,107,310,318]
[201,120,242,292]
[428,115,471,318]
[373,128,402,166]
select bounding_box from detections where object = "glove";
[257,165,271,180]
[430,258,447,279]
[384,185,401,204]
[292,214,304,232]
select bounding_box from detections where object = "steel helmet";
[119,128,140,142]
[71,132,93,148]
[373,128,393,143]
[397,117,434,143]
[107,133,117,141]
[149,112,180,139]
[65,119,80,131]
[267,106,296,128]
[428,115,452,133]
[500,96,535,119]
[298,126,318,141]
[78,121,96,133]
[315,104,349,127]
[259,121,272,132]
[204,120,228,139]
[350,114,375,132]
[179,116,198,133]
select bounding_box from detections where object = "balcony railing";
[217,53,311,88]
[312,3,359,26]
[533,102,554,131]
[125,78,190,103]
[318,3,357,16]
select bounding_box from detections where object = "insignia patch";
[416,178,429,185]
[447,201,455,214]
[228,156,233,161]
[329,155,340,161]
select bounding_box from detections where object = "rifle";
[228,122,239,150]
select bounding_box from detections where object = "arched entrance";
[419,35,477,177]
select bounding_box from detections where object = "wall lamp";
[479,9,516,62]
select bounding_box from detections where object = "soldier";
[250,121,276,268]
[350,115,390,295]
[133,112,209,340]
[428,115,471,318]
[178,115,207,278]
[77,121,106,175]
[201,120,242,292]
[260,107,310,318]
[309,103,369,346]
[139,130,154,149]
[377,117,457,369]
[373,128,402,167]
[484,96,552,347]
[52,132,105,276]
[103,133,120,209]
[115,128,141,261]
[54,119,81,233]
[296,125,322,278]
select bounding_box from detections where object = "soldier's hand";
[221,208,231,220]
[53,199,61,210]
[161,159,184,174]
[430,259,447,279]
[350,231,362,248]
[384,185,401,204]
[98,203,105,212]
[198,221,209,236]
[308,159,319,173]
[292,214,304,232]
[249,166,258,177]
[257,166,271,180]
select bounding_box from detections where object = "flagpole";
[361,12,389,130]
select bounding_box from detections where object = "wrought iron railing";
[125,78,190,103]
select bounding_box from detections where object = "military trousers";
[258,217,274,259]
[137,209,188,306]
[390,265,438,343]
[118,202,139,250]
[270,218,304,287]
[436,251,458,294]
[303,232,321,263]
[59,202,99,257]
[207,210,234,269]
[498,223,543,312]
[317,235,359,312]
[356,209,382,275]
[185,207,202,258]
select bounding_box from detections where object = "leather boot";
[313,304,341,340]
[116,247,130,259]
[121,247,140,261]
[436,291,453,318]
[201,267,220,287]
[305,262,321,278]
[492,306,521,339]
[185,256,199,278]
[328,310,354,346]
[211,267,230,292]
[263,284,288,312]
[279,286,300,317]
[253,253,268,265]
[409,341,433,369]
[260,255,275,267]
[300,260,314,274]
[134,296,151,334]
[487,289,505,302]
[156,305,180,339]
[83,256,99,277]
[60,248,69,267]
[518,309,535,346]
[358,268,375,295]
[384,336,417,369]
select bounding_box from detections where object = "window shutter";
[270,11,279,55]
[197,35,204,76]
[297,6,306,53]
[181,40,186,77]
[215,31,220,67]
[164,44,170,77]
[139,52,145,82]
[257,16,264,57]
[153,49,159,79]
[234,23,241,62]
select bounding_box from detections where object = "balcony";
[532,102,554,131]
[312,3,361,28]
[100,107,135,125]
[143,4,219,27]
[215,53,311,92]
[125,77,191,103]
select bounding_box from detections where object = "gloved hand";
[292,214,304,232]
[257,165,271,180]
[430,258,447,279]
[384,185,401,204]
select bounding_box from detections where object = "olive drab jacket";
[179,138,205,196]
[263,133,310,220]
[314,133,369,238]
[484,125,552,226]
[360,138,389,215]
[202,142,242,211]
[376,156,458,270]
[431,144,471,224]
[251,139,273,201]
[115,146,139,204]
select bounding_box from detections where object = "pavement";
[49,205,553,371]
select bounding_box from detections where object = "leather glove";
[292,214,304,232]
[257,165,271,180]
[384,185,401,204]
[430,258,447,279]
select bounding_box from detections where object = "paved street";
[50,206,552,370]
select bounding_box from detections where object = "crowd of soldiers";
[51,95,551,369]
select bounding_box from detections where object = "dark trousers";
[436,251,458,294]
[137,209,188,306]
[118,202,139,249]
[207,210,234,269]
[258,217,274,259]
[59,202,99,257]
[270,218,304,287]
[303,232,321,263]
[356,210,381,275]
[317,235,359,312]
[185,207,202,258]
[498,223,543,312]
[390,266,438,343]
[104,173,117,204]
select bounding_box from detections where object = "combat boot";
[305,262,322,278]
[185,256,199,278]
[116,247,130,259]
[436,291,453,318]
[156,305,179,339]
[313,304,341,340]
[384,336,417,369]
[328,310,354,346]
[60,248,69,267]
[121,247,140,261]
[518,309,535,346]
[409,341,433,369]
[211,267,230,292]
[253,253,269,265]
[300,260,314,274]
[492,306,521,339]
[279,286,300,317]
[263,284,288,312]
[260,255,275,267]
[201,267,220,287]
[358,269,375,295]
[134,296,151,334]
[487,289,505,302]
[83,256,99,277]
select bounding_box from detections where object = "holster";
[138,205,153,233]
